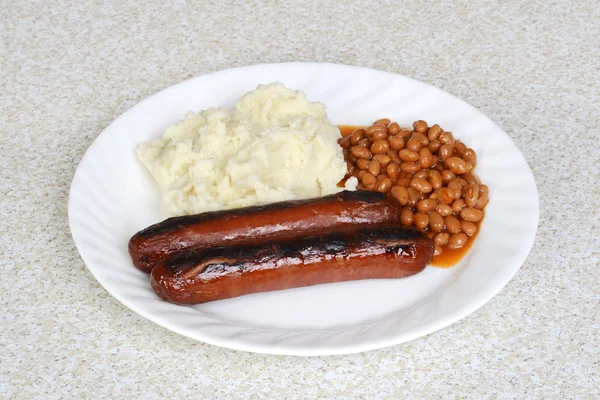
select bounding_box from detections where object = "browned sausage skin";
[151,225,434,305]
[129,191,403,272]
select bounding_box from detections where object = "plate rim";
[68,62,540,356]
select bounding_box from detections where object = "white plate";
[68,63,539,356]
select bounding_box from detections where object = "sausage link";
[151,225,434,304]
[129,191,403,272]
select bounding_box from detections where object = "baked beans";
[454,141,467,156]
[419,148,434,168]
[428,170,443,189]
[460,207,484,222]
[350,129,366,145]
[447,233,468,249]
[357,138,370,148]
[413,120,428,133]
[374,118,391,126]
[406,136,423,152]
[427,124,441,141]
[451,198,466,213]
[464,184,480,208]
[434,232,449,246]
[445,215,462,234]
[373,130,388,141]
[376,177,393,194]
[436,203,453,216]
[386,162,400,180]
[406,188,421,207]
[388,122,400,135]
[341,119,488,260]
[388,150,402,164]
[400,207,413,226]
[389,135,404,151]
[437,187,455,204]
[366,125,385,136]
[461,220,477,236]
[475,192,489,209]
[368,160,381,176]
[396,177,411,188]
[428,139,441,152]
[351,146,371,159]
[391,185,409,205]
[413,170,428,180]
[356,158,370,170]
[463,148,477,165]
[400,149,419,162]
[361,172,377,187]
[416,199,437,213]
[413,212,429,229]
[429,211,444,232]
[438,144,453,161]
[411,178,433,194]
[400,162,421,173]
[373,154,391,166]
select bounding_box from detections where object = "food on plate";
[339,119,488,264]
[151,225,434,305]
[137,83,357,217]
[129,190,404,272]
[131,83,488,303]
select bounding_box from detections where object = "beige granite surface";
[1,0,598,398]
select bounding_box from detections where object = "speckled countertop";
[1,0,598,398]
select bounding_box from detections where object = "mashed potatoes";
[138,83,357,216]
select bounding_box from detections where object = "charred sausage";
[129,191,403,272]
[151,225,434,304]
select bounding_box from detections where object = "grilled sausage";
[129,191,403,272]
[151,225,434,304]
